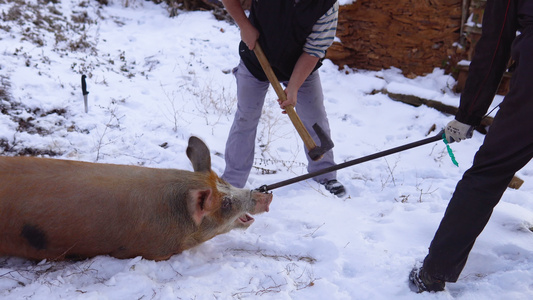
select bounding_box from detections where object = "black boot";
[409,266,445,293]
[321,179,346,197]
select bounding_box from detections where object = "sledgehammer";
[253,43,334,161]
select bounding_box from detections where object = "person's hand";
[445,119,474,143]
[277,87,298,114]
[241,25,259,50]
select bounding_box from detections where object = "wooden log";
[384,90,524,190]
[509,176,524,190]
[328,0,465,76]
[381,88,493,129]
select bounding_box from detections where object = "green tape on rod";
[442,133,459,167]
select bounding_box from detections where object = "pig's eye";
[221,197,232,213]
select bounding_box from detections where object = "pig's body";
[0,137,272,261]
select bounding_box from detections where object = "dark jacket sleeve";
[456,0,519,126]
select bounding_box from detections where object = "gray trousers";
[222,60,337,188]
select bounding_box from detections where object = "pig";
[0,136,272,261]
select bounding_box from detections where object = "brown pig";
[0,136,272,261]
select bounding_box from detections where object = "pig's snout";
[252,191,272,214]
[235,191,272,228]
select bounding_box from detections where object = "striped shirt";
[303,0,339,58]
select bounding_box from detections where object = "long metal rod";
[257,130,444,192]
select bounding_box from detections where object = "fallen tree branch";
[381,88,493,134]
[380,89,524,189]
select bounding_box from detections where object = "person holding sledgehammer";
[220,0,346,197]
[410,0,533,293]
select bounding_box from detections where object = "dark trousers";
[423,29,533,282]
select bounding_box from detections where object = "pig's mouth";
[238,213,254,226]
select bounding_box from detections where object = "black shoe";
[321,179,346,197]
[409,266,445,293]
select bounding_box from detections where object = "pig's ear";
[189,188,214,226]
[186,136,212,173]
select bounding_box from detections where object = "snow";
[1,1,533,299]
[465,12,483,29]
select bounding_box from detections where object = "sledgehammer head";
[308,123,334,161]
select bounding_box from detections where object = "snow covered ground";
[1,1,532,299]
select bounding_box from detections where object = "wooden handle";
[253,43,317,151]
